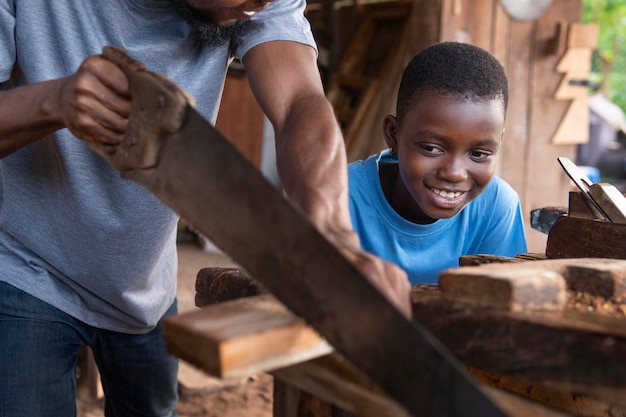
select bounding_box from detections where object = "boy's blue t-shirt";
[348,150,528,284]
[0,0,315,333]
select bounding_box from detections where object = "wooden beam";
[164,294,332,379]
[165,292,582,416]
[164,294,411,416]
[442,258,626,301]
[411,288,626,409]
[272,353,412,417]
[439,265,567,311]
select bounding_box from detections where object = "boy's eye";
[419,144,444,155]
[469,150,493,161]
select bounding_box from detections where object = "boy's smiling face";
[382,90,505,224]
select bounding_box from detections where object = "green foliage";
[582,0,626,111]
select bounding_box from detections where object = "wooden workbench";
[163,257,626,416]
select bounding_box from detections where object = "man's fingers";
[340,247,412,319]
[71,95,128,145]
[84,55,131,99]
[376,262,412,319]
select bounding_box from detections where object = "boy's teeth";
[432,188,461,199]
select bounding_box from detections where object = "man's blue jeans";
[0,282,179,417]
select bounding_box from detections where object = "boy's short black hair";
[396,42,508,124]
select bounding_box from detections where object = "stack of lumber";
[164,258,626,417]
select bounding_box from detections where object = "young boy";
[348,41,528,285]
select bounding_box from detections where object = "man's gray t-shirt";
[0,0,315,333]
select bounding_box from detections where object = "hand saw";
[93,46,507,417]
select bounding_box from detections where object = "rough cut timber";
[411,287,626,411]
[441,258,626,310]
[470,368,626,417]
[164,294,332,379]
[439,258,626,302]
[170,259,626,412]
[166,291,576,416]
[439,267,566,311]
[272,352,413,417]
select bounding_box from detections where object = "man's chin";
[170,0,251,46]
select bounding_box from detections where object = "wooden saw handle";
[88,46,191,171]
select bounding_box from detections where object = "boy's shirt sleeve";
[475,177,528,256]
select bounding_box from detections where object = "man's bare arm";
[242,40,412,318]
[0,56,130,158]
[242,41,350,235]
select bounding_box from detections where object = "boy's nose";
[437,158,468,182]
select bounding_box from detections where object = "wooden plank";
[167,295,588,417]
[567,22,599,48]
[459,254,548,266]
[274,351,574,417]
[166,289,603,416]
[497,18,534,196]
[439,266,566,311]
[554,47,593,79]
[444,258,626,300]
[346,29,410,161]
[164,294,332,379]
[411,287,626,409]
[551,98,590,144]
[474,369,625,417]
[272,353,412,417]
[440,0,494,49]
[408,0,442,56]
[273,380,333,417]
[166,294,413,417]
[481,386,573,417]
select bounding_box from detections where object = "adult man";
[0,0,410,415]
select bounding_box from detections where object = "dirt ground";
[77,372,273,417]
[76,239,274,417]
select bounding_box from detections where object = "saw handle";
[88,46,190,171]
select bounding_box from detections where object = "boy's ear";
[382,115,399,151]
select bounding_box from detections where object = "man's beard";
[170,0,251,46]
